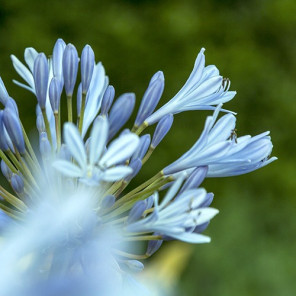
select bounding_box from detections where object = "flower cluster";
[0,39,276,294]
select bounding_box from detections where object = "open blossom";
[145,48,236,125]
[0,39,275,294]
[163,104,276,176]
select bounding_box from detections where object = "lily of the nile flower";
[145,48,236,125]
[53,116,140,184]
[127,175,218,243]
[164,104,276,176]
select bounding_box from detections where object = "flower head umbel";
[0,39,276,294]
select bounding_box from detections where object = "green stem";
[67,95,73,123]
[112,249,149,260]
[78,92,87,133]
[0,186,27,212]
[21,123,40,165]
[123,235,162,242]
[41,108,53,146]
[142,146,155,165]
[0,150,17,173]
[54,112,61,150]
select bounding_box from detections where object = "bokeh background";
[0,0,295,295]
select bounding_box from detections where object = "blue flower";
[145,48,236,125]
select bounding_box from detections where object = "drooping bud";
[1,160,12,181]
[33,53,49,109]
[100,85,115,116]
[131,134,151,161]
[11,173,24,194]
[151,113,173,148]
[39,132,51,157]
[81,44,95,94]
[52,38,66,83]
[146,239,163,256]
[49,77,63,113]
[108,93,135,140]
[62,44,79,96]
[179,166,209,194]
[127,200,146,224]
[125,158,142,182]
[2,108,25,154]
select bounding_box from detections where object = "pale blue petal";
[24,47,38,72]
[99,134,139,167]
[89,116,108,165]
[82,63,108,137]
[64,123,87,169]
[102,166,133,182]
[12,80,35,93]
[11,55,35,89]
[52,160,82,177]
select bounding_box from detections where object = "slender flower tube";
[33,53,49,109]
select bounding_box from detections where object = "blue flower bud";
[11,173,24,194]
[125,158,142,182]
[77,83,82,116]
[200,192,214,208]
[193,221,210,234]
[81,44,95,94]
[33,53,49,109]
[101,195,115,209]
[146,239,163,256]
[100,85,115,116]
[36,113,45,133]
[0,111,10,151]
[179,166,208,194]
[151,114,173,148]
[108,93,135,140]
[2,108,25,154]
[127,200,146,224]
[49,77,63,113]
[39,132,51,156]
[145,195,154,210]
[1,160,12,181]
[134,71,164,127]
[5,97,19,116]
[52,38,66,82]
[131,134,151,161]
[63,44,79,96]
[0,77,9,105]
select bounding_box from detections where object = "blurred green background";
[0,0,295,295]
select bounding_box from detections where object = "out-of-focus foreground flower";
[0,39,276,295]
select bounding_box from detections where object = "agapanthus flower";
[0,39,275,295]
